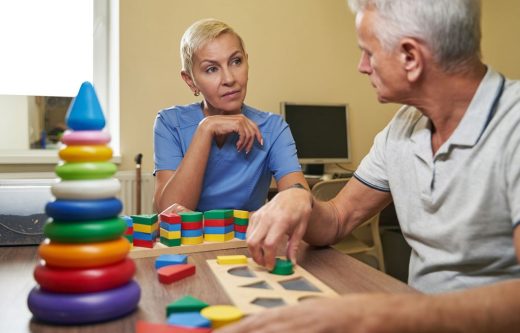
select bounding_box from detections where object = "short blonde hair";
[180,19,246,76]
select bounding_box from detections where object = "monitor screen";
[281,102,350,165]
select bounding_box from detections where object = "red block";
[160,212,182,224]
[234,224,248,233]
[124,227,134,235]
[158,264,196,284]
[133,239,155,248]
[136,320,211,333]
[204,218,234,227]
[181,221,203,230]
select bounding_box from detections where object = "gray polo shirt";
[355,68,520,293]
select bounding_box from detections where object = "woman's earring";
[194,90,200,97]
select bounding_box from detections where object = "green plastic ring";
[55,162,117,180]
[44,217,126,243]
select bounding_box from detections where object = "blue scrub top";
[154,103,301,212]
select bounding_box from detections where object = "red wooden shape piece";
[203,218,234,227]
[158,264,196,284]
[136,320,211,333]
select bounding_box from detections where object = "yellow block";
[133,223,154,233]
[59,145,113,162]
[233,210,249,219]
[160,229,181,239]
[204,232,234,243]
[216,255,248,265]
[181,235,203,245]
[200,305,244,329]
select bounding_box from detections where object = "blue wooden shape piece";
[66,81,106,130]
[155,254,188,269]
[167,312,211,328]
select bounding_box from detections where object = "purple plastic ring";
[27,280,140,324]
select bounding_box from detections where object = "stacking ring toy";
[61,130,111,145]
[51,178,121,200]
[44,217,126,243]
[28,280,140,324]
[55,162,117,180]
[34,258,135,293]
[59,145,113,162]
[38,237,130,268]
[45,198,122,221]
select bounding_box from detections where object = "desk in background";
[1,243,415,333]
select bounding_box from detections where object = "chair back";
[311,178,350,201]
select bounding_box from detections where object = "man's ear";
[399,38,423,82]
[181,70,197,93]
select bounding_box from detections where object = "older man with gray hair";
[219,0,520,332]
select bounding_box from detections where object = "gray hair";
[180,18,246,76]
[348,0,482,72]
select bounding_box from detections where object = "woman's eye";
[206,66,217,73]
[231,57,242,65]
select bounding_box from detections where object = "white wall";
[0,96,29,149]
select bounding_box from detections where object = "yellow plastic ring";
[38,237,130,268]
[59,145,113,162]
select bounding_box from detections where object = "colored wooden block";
[200,305,244,329]
[233,210,249,219]
[158,264,196,284]
[134,231,157,241]
[234,231,246,240]
[167,312,211,328]
[204,232,234,243]
[181,229,203,238]
[121,215,134,227]
[133,239,155,248]
[204,225,234,235]
[166,295,209,316]
[204,218,234,227]
[233,217,249,226]
[216,255,247,265]
[234,224,248,233]
[155,254,188,269]
[160,229,182,239]
[181,221,203,230]
[160,222,181,231]
[270,258,294,275]
[136,320,211,333]
[131,214,158,225]
[179,211,203,222]
[159,212,181,224]
[133,223,154,233]
[203,209,233,219]
[160,237,181,247]
[181,236,204,245]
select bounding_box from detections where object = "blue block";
[204,224,234,235]
[160,222,181,231]
[181,229,203,237]
[133,231,157,241]
[167,312,211,328]
[155,254,188,269]
[66,81,106,130]
[235,231,246,240]
[121,215,133,227]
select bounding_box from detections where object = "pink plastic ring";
[61,130,111,145]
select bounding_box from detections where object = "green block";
[160,237,181,247]
[270,258,294,276]
[203,209,233,219]
[124,235,133,242]
[166,295,209,316]
[131,214,158,225]
[179,211,203,222]
[234,217,249,226]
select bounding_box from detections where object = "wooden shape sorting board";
[206,258,338,314]
[129,239,247,259]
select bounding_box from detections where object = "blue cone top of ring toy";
[45,198,122,222]
[66,81,105,131]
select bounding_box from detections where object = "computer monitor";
[281,102,351,175]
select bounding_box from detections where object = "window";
[0,0,119,163]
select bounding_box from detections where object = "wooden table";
[0,244,415,333]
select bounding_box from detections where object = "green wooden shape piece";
[203,209,233,219]
[166,295,209,317]
[44,217,126,243]
[131,214,158,225]
[55,162,117,180]
[160,237,181,247]
[270,258,294,276]
[233,217,249,226]
[179,211,203,222]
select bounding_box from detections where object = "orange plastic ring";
[38,237,130,268]
[59,145,113,162]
